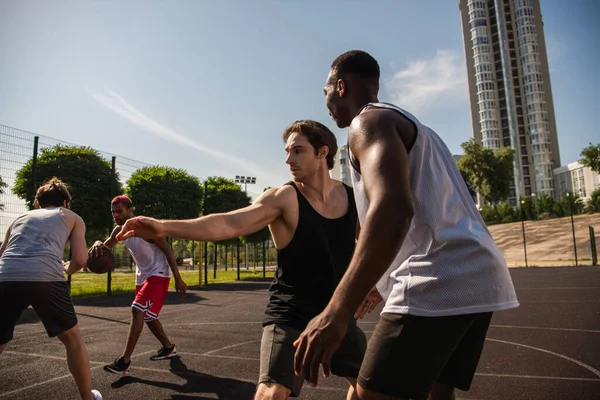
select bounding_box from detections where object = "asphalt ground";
[1,266,598,399]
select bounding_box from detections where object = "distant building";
[553,162,600,202]
[331,144,352,186]
[459,0,561,204]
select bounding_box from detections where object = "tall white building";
[331,144,352,186]
[554,162,600,202]
[459,0,561,205]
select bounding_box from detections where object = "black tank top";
[264,181,358,330]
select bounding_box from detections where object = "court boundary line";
[486,338,600,378]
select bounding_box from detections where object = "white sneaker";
[91,389,103,400]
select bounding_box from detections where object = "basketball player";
[293,50,519,400]
[90,195,188,375]
[0,178,103,400]
[116,120,366,399]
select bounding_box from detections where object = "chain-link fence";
[0,124,275,296]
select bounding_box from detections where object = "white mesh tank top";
[123,237,172,286]
[349,102,519,316]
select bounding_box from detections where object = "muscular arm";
[118,188,287,242]
[103,226,121,249]
[65,215,88,275]
[326,111,415,319]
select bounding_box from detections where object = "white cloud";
[89,90,287,185]
[385,49,468,115]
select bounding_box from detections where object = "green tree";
[13,145,121,243]
[518,195,536,220]
[586,188,600,213]
[458,168,477,202]
[457,139,515,209]
[496,202,517,223]
[560,192,585,216]
[203,176,252,215]
[535,193,557,219]
[126,166,203,219]
[580,143,600,173]
[0,175,7,211]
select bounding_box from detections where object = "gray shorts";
[259,323,366,397]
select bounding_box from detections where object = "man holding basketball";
[0,178,103,400]
[91,195,187,375]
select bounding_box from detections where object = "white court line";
[0,349,156,398]
[358,321,600,334]
[486,338,600,378]
[202,339,261,356]
[475,373,599,382]
[516,287,600,290]
[491,325,600,334]
[179,351,260,362]
[177,321,262,326]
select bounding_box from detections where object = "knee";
[0,343,6,354]
[131,308,145,320]
[57,325,83,346]
[254,382,291,400]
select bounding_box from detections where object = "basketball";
[86,249,115,274]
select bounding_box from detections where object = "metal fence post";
[29,136,39,209]
[106,156,116,296]
[590,226,597,266]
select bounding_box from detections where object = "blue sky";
[1,0,598,198]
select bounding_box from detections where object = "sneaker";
[149,344,177,360]
[91,389,103,400]
[103,356,130,375]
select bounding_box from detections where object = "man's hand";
[354,287,383,319]
[117,216,165,240]
[174,277,188,295]
[63,261,70,275]
[89,241,110,257]
[293,309,348,387]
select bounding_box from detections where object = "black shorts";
[0,281,78,345]
[259,323,367,397]
[358,312,493,400]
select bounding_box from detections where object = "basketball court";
[1,266,598,399]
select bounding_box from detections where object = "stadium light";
[235,175,256,193]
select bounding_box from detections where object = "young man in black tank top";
[115,120,368,399]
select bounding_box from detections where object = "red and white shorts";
[132,276,170,322]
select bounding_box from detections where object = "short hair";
[283,120,338,170]
[111,195,133,209]
[34,177,72,209]
[330,50,380,82]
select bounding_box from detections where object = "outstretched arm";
[117,188,285,242]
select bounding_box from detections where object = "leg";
[254,382,292,400]
[434,312,493,397]
[30,282,98,399]
[257,324,304,398]
[57,325,94,400]
[346,377,357,400]
[122,307,145,364]
[146,319,173,349]
[142,276,176,360]
[357,313,476,400]
[0,282,28,354]
[329,324,367,400]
